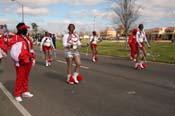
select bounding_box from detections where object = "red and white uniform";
[136,30,148,48]
[62,33,81,58]
[128,34,136,60]
[0,32,8,59]
[9,34,35,97]
[62,33,81,50]
[90,35,99,49]
[40,36,55,51]
[62,33,83,84]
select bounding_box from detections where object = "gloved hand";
[32,59,36,66]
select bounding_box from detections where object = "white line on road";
[56,60,89,70]
[0,82,32,116]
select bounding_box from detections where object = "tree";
[31,22,38,34]
[111,0,142,47]
[31,23,39,40]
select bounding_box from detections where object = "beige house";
[116,25,125,40]
[163,27,175,40]
[100,27,116,40]
[151,27,165,40]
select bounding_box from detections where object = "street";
[0,48,175,116]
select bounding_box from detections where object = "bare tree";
[111,0,142,47]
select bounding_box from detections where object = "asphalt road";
[0,48,175,116]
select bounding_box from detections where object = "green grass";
[56,39,175,64]
[148,42,175,63]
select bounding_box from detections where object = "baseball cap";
[16,22,30,30]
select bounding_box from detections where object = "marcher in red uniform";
[9,23,36,102]
[89,31,102,62]
[62,24,88,84]
[0,25,8,64]
[40,32,55,66]
[128,28,137,61]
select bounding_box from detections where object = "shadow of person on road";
[0,69,3,74]
[44,71,66,84]
[35,61,45,66]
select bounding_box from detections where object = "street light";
[11,0,24,22]
[93,16,96,31]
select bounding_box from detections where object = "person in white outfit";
[89,31,101,62]
[40,32,55,66]
[135,24,150,69]
[62,24,88,84]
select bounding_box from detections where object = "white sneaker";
[73,72,79,84]
[15,96,23,102]
[67,74,74,84]
[22,92,34,98]
[48,62,51,66]
[92,58,96,62]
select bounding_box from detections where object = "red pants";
[90,44,97,49]
[14,62,32,97]
[129,44,136,60]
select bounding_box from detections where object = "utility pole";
[93,16,96,31]
[11,0,24,22]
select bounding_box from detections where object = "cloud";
[70,9,116,21]
[140,0,175,19]
[43,20,85,33]
[7,0,106,7]
[0,18,15,24]
[16,7,49,16]
[39,19,107,34]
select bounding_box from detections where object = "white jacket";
[62,33,81,49]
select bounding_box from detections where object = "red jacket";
[128,34,136,45]
[9,34,35,65]
[0,34,8,53]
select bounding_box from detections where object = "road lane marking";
[56,60,89,70]
[0,82,32,116]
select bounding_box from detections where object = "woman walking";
[135,24,150,70]
[62,24,88,84]
[40,32,56,66]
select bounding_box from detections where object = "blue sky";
[0,0,175,34]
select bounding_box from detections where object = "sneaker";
[135,63,142,70]
[73,72,79,84]
[67,75,74,84]
[140,62,145,69]
[92,56,96,62]
[22,92,34,98]
[48,62,51,66]
[15,96,22,102]
[95,56,98,62]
